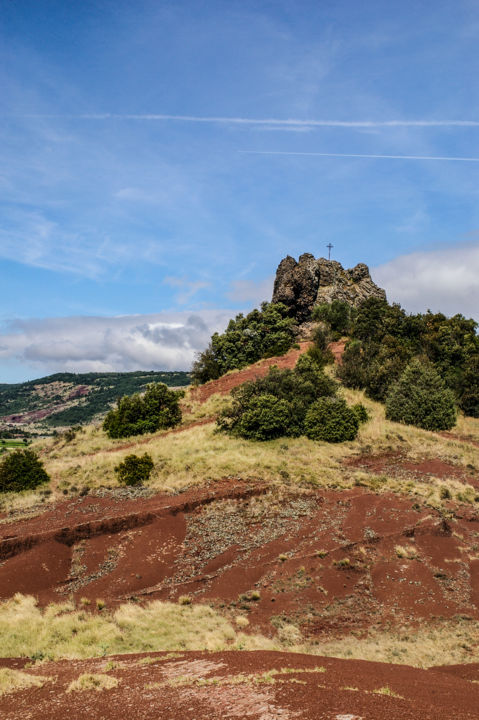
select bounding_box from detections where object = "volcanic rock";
[272,253,386,322]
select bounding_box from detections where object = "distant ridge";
[0,370,190,436]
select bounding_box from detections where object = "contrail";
[8,113,479,128]
[239,150,479,162]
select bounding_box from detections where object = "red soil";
[440,431,479,448]
[189,342,312,404]
[2,650,479,719]
[328,340,346,364]
[2,482,479,637]
[344,451,479,488]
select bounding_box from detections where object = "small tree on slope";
[385,358,456,431]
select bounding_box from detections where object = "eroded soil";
[2,480,479,637]
[2,650,479,719]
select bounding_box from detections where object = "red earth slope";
[2,480,479,639]
[2,650,479,720]
[189,342,312,404]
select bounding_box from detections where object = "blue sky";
[1,0,479,381]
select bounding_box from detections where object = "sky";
[1,0,479,382]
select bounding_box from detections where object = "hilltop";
[272,254,386,322]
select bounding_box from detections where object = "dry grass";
[39,411,479,508]
[307,617,479,668]
[0,667,51,696]
[394,544,419,559]
[1,385,478,518]
[3,595,479,668]
[67,673,119,692]
[181,391,232,422]
[0,594,277,661]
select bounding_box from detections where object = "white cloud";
[374,241,479,319]
[0,310,233,376]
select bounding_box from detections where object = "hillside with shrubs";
[3,283,479,712]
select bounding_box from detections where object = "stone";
[271,254,386,322]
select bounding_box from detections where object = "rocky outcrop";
[272,253,386,322]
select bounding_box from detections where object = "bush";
[304,397,359,443]
[351,403,369,424]
[311,326,329,351]
[221,394,291,441]
[103,383,182,439]
[114,453,154,486]
[0,449,50,493]
[460,355,479,417]
[312,300,351,339]
[217,357,338,440]
[336,340,366,389]
[191,302,296,384]
[385,359,457,431]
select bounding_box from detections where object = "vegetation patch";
[217,355,362,443]
[333,297,479,419]
[0,448,50,493]
[385,359,457,431]
[114,453,154,486]
[192,302,296,384]
[0,594,276,660]
[103,382,183,438]
[67,673,119,692]
[0,668,51,696]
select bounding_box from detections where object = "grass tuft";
[67,673,119,692]
[0,668,51,696]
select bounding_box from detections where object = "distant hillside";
[0,370,190,436]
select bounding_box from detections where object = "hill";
[2,286,479,718]
[0,370,190,437]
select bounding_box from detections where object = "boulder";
[272,254,386,322]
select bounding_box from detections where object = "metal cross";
[326,243,333,260]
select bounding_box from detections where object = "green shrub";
[226,394,291,441]
[312,300,351,339]
[351,403,369,424]
[191,302,296,384]
[385,359,457,431]
[217,357,338,440]
[103,383,182,439]
[336,340,366,389]
[311,326,329,351]
[114,453,154,486]
[460,356,479,418]
[0,449,50,493]
[304,397,359,443]
[306,345,334,369]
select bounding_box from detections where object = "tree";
[0,449,50,493]
[312,300,351,338]
[217,356,341,440]
[385,359,457,431]
[103,383,183,439]
[191,302,297,384]
[304,397,359,442]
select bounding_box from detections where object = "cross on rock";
[326,243,333,260]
